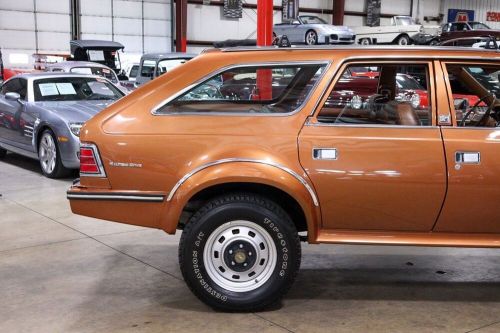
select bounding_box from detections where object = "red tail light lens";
[79,144,106,177]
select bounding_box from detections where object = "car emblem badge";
[109,161,143,168]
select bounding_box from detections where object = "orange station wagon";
[68,46,500,311]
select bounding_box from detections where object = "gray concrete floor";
[1,152,500,333]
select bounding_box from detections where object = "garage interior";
[1,0,500,332]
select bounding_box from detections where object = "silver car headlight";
[69,122,84,137]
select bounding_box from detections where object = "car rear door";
[298,60,447,232]
[0,78,29,149]
[433,61,500,233]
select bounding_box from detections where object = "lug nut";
[229,250,233,254]
[239,244,243,248]
[243,263,248,267]
[248,252,252,256]
[231,261,235,266]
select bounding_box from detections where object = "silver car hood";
[318,24,351,32]
[35,100,114,123]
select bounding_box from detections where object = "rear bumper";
[67,182,167,229]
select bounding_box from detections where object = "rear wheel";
[305,30,318,45]
[38,129,70,178]
[179,193,301,311]
[396,35,410,45]
[0,147,6,158]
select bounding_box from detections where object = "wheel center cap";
[234,251,246,264]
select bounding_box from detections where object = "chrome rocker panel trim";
[67,192,165,202]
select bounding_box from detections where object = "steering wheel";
[459,93,497,127]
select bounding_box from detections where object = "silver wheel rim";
[203,220,277,292]
[399,37,408,45]
[39,133,57,174]
[361,39,370,45]
[306,32,317,45]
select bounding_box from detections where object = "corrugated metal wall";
[443,0,500,29]
[0,0,71,68]
[0,0,172,68]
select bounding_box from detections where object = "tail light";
[79,143,106,177]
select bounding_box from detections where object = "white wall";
[80,0,172,62]
[0,0,71,68]
[0,0,172,68]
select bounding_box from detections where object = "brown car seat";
[383,101,420,126]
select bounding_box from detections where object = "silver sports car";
[0,73,124,178]
[273,15,355,45]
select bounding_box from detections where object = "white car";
[352,16,423,45]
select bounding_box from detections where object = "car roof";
[70,39,124,50]
[214,45,500,57]
[45,61,113,70]
[140,52,197,61]
[11,72,112,81]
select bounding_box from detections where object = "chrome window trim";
[79,142,107,178]
[151,61,331,117]
[305,118,439,129]
[67,193,164,202]
[167,158,319,206]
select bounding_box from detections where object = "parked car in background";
[135,53,196,87]
[353,16,423,45]
[125,63,140,81]
[45,61,130,93]
[68,46,500,312]
[70,40,126,77]
[273,15,355,45]
[439,21,500,46]
[0,73,124,177]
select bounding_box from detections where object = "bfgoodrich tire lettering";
[178,193,301,311]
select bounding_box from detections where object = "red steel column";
[175,0,187,52]
[256,0,273,100]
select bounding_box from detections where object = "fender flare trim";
[167,158,319,206]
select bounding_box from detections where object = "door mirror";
[5,92,21,101]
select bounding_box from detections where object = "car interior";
[318,64,431,126]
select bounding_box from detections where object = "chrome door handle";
[455,151,480,164]
[313,148,338,160]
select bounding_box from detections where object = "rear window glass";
[157,63,327,115]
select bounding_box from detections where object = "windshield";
[156,58,190,76]
[469,22,490,30]
[396,74,424,90]
[34,77,124,102]
[395,17,415,26]
[299,16,327,24]
[70,66,118,83]
[140,60,156,78]
[129,65,139,78]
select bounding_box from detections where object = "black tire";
[179,193,301,312]
[0,147,6,159]
[396,34,410,46]
[429,39,439,46]
[359,38,371,45]
[305,30,318,45]
[38,129,70,178]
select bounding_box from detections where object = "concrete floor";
[1,153,499,333]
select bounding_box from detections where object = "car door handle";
[313,148,338,160]
[455,151,480,164]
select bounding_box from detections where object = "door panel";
[299,122,447,231]
[0,96,26,148]
[435,128,500,233]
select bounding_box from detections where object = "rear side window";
[318,63,431,126]
[157,63,327,114]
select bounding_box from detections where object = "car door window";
[446,64,500,127]
[1,78,27,100]
[318,63,431,126]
